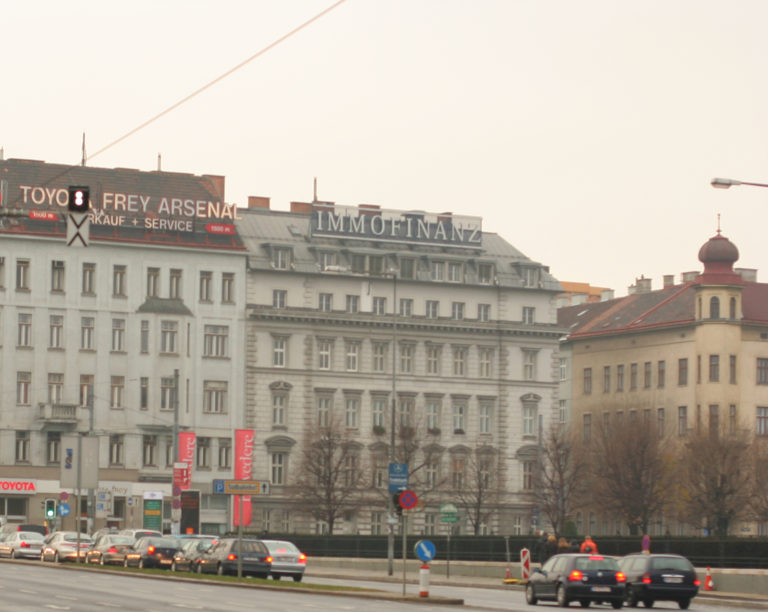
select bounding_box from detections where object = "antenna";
[313,177,318,203]
[81,133,87,166]
[158,153,162,171]
[717,213,721,235]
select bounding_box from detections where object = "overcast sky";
[4,0,768,295]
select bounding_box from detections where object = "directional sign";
[398,489,418,510]
[415,539,436,562]
[58,503,71,517]
[440,501,459,523]
[223,480,270,495]
[388,462,408,493]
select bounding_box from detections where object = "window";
[160,320,178,353]
[113,265,126,297]
[317,396,331,426]
[583,413,592,443]
[398,396,414,427]
[271,453,286,484]
[400,258,415,279]
[49,314,63,348]
[16,259,30,290]
[160,377,176,411]
[345,396,360,428]
[522,461,534,490]
[273,289,287,308]
[140,320,149,353]
[603,366,611,392]
[272,247,291,269]
[426,300,439,319]
[710,296,720,319]
[644,361,652,388]
[451,302,465,320]
[372,395,387,428]
[147,267,160,297]
[451,456,465,489]
[82,263,95,294]
[583,367,592,394]
[203,381,228,413]
[479,348,493,378]
[142,435,157,466]
[479,401,493,434]
[678,406,688,436]
[426,345,441,375]
[0,256,4,288]
[657,360,666,388]
[758,407,768,437]
[523,350,537,381]
[678,358,688,386]
[110,376,125,409]
[272,393,287,426]
[697,355,702,383]
[319,293,333,312]
[218,439,231,469]
[79,375,93,406]
[346,295,359,313]
[81,317,94,349]
[448,262,463,282]
[426,462,439,488]
[203,325,228,357]
[318,339,332,370]
[558,399,567,423]
[273,336,287,367]
[48,373,64,404]
[426,399,441,431]
[709,404,720,434]
[523,404,537,436]
[197,437,211,469]
[452,346,467,376]
[109,435,124,465]
[478,303,490,322]
[709,355,720,382]
[478,263,493,284]
[630,363,638,390]
[16,372,31,405]
[522,306,535,324]
[221,273,234,303]
[452,401,466,432]
[51,260,65,292]
[373,296,386,315]
[729,404,737,433]
[169,269,182,299]
[17,313,31,346]
[199,271,212,302]
[616,364,624,391]
[318,251,336,270]
[372,343,387,372]
[399,298,413,316]
[15,431,30,463]
[657,408,665,435]
[140,377,149,410]
[399,343,414,373]
[345,342,359,371]
[560,358,568,381]
[431,261,444,281]
[47,432,61,464]
[111,318,125,351]
[730,355,737,384]
[522,267,539,287]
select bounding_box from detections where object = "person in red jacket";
[580,535,598,554]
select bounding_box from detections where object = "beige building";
[558,231,768,536]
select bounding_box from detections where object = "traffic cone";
[704,566,714,591]
[505,564,511,580]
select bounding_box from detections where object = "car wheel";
[611,600,623,610]
[525,583,538,605]
[217,563,224,576]
[678,600,690,610]
[557,584,569,607]
[9,550,16,560]
[54,552,60,563]
[99,555,106,566]
[40,552,46,562]
[625,585,639,607]
[171,561,177,572]
[580,601,590,608]
[642,600,654,608]
[138,558,145,569]
[123,558,129,568]
[272,574,281,580]
[292,574,303,583]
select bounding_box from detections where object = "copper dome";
[698,233,739,265]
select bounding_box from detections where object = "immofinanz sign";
[0,479,37,494]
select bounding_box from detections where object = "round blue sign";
[58,502,71,517]
[415,539,436,562]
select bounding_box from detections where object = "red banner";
[177,432,196,490]
[233,429,254,526]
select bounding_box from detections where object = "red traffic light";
[68,186,90,213]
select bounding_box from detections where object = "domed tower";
[695,230,743,321]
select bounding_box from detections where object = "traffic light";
[392,493,403,516]
[44,499,57,520]
[68,186,90,213]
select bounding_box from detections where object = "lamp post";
[386,269,398,576]
[711,177,768,189]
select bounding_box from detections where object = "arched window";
[730,297,737,319]
[710,296,720,319]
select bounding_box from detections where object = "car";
[117,528,163,542]
[618,553,700,609]
[0,531,46,559]
[196,537,272,578]
[525,553,626,609]
[41,531,93,562]
[171,536,217,572]
[260,539,307,582]
[86,533,135,565]
[124,536,182,569]
[0,523,48,537]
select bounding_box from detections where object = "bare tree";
[533,424,588,538]
[587,414,674,535]
[453,445,501,535]
[675,427,752,536]
[290,416,367,534]
[748,436,768,523]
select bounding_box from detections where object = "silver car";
[261,539,307,582]
[41,531,93,562]
[0,531,45,559]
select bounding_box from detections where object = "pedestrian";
[545,533,557,560]
[537,531,549,562]
[641,533,651,554]
[557,536,571,554]
[580,535,598,553]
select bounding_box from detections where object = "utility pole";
[388,271,398,576]
[86,387,95,536]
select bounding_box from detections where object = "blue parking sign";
[388,462,408,493]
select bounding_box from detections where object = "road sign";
[59,491,68,501]
[398,489,418,510]
[213,479,225,494]
[388,462,408,493]
[222,480,270,495]
[440,501,459,523]
[521,547,531,581]
[415,539,436,562]
[58,503,71,517]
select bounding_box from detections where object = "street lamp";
[384,268,398,576]
[711,177,768,189]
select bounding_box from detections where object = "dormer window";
[272,247,291,270]
[318,252,336,270]
[478,263,494,284]
[522,267,539,288]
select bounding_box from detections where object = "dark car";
[123,536,181,569]
[86,534,135,565]
[0,523,48,537]
[197,538,272,578]
[618,553,700,609]
[171,536,217,572]
[526,553,626,609]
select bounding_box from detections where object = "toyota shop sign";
[0,479,37,494]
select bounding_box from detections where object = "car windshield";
[575,556,619,571]
[264,541,299,553]
[233,540,266,553]
[650,557,693,571]
[110,536,134,545]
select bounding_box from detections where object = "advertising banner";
[177,432,196,490]
[233,429,255,526]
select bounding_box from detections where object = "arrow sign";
[415,539,436,562]
[58,503,71,517]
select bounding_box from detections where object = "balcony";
[38,402,79,424]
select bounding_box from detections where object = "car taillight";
[227,553,237,561]
[20,541,30,548]
[567,570,583,581]
[147,545,156,555]
[616,571,626,583]
[266,556,273,564]
[108,547,118,554]
[298,553,307,564]
[694,578,701,586]
[642,572,652,584]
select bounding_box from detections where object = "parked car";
[117,528,163,542]
[86,533,135,565]
[196,538,272,578]
[525,553,626,609]
[261,539,307,582]
[0,531,46,559]
[618,553,700,610]
[41,531,93,562]
[172,536,217,572]
[124,536,181,569]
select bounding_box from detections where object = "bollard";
[419,563,430,598]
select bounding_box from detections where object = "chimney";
[663,274,675,288]
[681,271,699,283]
[290,201,313,213]
[600,289,615,301]
[735,268,758,282]
[629,276,652,294]
[358,204,381,217]
[202,174,226,201]
[248,196,270,209]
